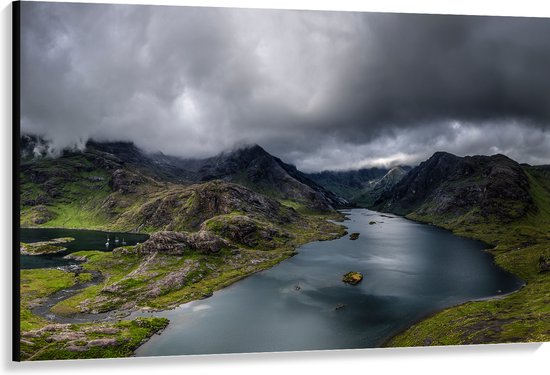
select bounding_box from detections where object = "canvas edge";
[12,0,20,363]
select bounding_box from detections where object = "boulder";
[349,232,360,240]
[342,271,363,285]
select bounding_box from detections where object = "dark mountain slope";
[373,151,535,223]
[85,140,200,183]
[353,166,409,207]
[20,135,348,252]
[20,146,347,252]
[20,135,346,211]
[193,145,348,210]
[308,165,410,207]
[384,156,550,347]
[308,167,388,199]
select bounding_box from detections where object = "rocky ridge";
[373,152,535,223]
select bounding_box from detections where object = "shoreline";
[378,282,526,348]
[22,208,533,356]
[131,208,524,355]
[20,213,350,359]
[378,210,537,347]
[20,225,149,235]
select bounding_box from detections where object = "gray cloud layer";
[20,2,550,171]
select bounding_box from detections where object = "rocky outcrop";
[29,205,56,225]
[19,318,169,360]
[133,230,231,255]
[193,144,348,210]
[202,214,291,249]
[373,152,535,223]
[188,230,233,253]
[342,271,363,285]
[539,256,550,273]
[128,180,299,232]
[109,169,144,194]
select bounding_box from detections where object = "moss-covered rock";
[349,232,360,240]
[202,214,291,250]
[20,318,169,361]
[342,271,363,285]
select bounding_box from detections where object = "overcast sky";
[20,2,550,171]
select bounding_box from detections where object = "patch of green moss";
[20,317,169,361]
[20,269,79,331]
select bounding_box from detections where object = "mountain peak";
[429,151,459,160]
[229,144,271,159]
[374,151,533,221]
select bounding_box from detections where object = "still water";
[20,228,149,269]
[133,209,522,356]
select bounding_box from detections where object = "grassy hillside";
[386,166,550,346]
[19,147,349,360]
[19,268,169,361]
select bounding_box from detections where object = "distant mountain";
[372,151,536,223]
[308,165,411,207]
[20,135,347,212]
[353,166,410,206]
[187,144,348,210]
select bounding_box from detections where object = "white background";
[1,1,548,374]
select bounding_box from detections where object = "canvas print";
[14,1,550,361]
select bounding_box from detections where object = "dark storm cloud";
[20,2,550,171]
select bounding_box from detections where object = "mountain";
[376,153,550,347]
[353,166,410,206]
[308,165,410,207]
[373,151,535,224]
[188,144,348,210]
[20,137,348,252]
[20,135,347,212]
[85,142,348,210]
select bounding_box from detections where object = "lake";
[132,209,523,356]
[19,228,149,269]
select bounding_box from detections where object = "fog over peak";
[20,2,550,172]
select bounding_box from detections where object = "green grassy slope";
[19,267,168,361]
[20,153,115,229]
[19,151,350,360]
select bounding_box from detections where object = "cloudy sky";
[20,2,550,171]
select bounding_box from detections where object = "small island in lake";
[20,237,75,255]
[342,271,363,285]
[349,232,360,240]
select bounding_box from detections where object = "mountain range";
[18,133,550,348]
[373,151,547,225]
[21,134,549,232]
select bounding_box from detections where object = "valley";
[18,136,348,360]
[18,136,550,359]
[378,155,550,346]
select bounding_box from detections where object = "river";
[130,209,523,356]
